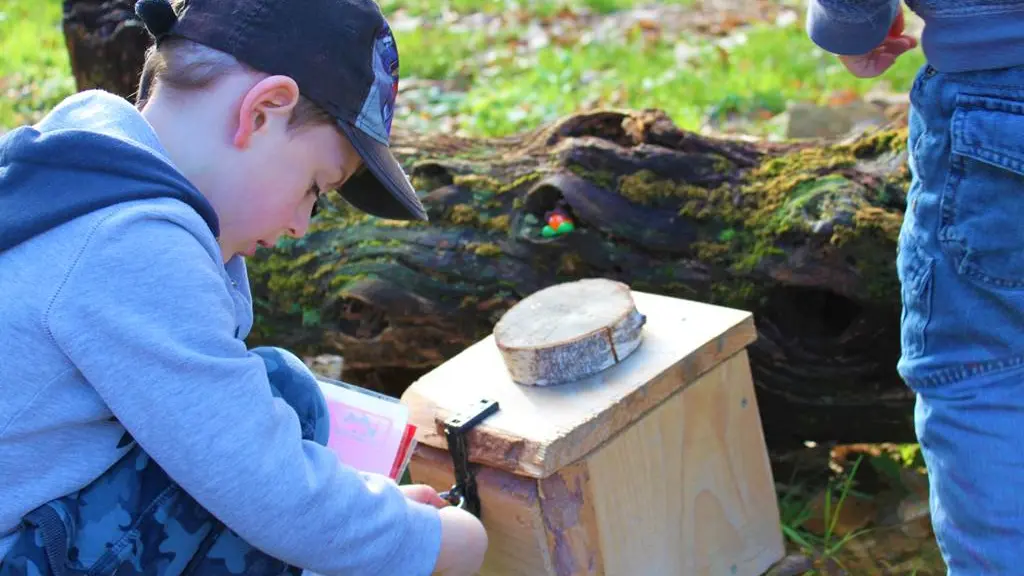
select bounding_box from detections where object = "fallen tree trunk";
[59,4,916,448]
[245,110,916,448]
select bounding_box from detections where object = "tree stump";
[62,0,152,100]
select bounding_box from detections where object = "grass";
[0,0,75,131]
[0,0,925,138]
[779,455,871,572]
[394,14,924,137]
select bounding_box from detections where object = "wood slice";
[493,278,647,386]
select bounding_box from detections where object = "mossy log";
[245,109,916,448]
[62,0,151,100]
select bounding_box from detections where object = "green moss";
[292,252,318,267]
[375,218,421,228]
[484,214,511,232]
[768,175,853,235]
[710,279,762,309]
[828,205,903,300]
[302,308,321,327]
[500,172,542,194]
[448,204,479,225]
[712,154,735,173]
[329,272,370,289]
[312,262,336,280]
[847,126,908,158]
[469,242,502,257]
[359,239,404,248]
[453,174,501,194]
[260,253,308,296]
[692,241,732,261]
[766,145,852,179]
[566,163,617,191]
[617,169,712,208]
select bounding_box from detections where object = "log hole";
[760,286,862,339]
[336,298,391,340]
[523,181,580,234]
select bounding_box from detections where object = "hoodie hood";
[0,90,219,252]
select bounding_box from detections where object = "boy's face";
[214,75,362,260]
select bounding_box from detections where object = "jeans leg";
[897,63,1024,575]
[915,368,1024,575]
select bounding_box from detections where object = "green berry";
[541,225,556,237]
[556,221,575,234]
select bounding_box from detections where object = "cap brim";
[336,121,428,221]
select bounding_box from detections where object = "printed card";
[316,377,416,480]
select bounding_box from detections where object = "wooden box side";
[584,350,785,576]
[401,291,757,479]
[407,444,556,576]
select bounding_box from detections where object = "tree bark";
[62,0,151,100]
[245,109,916,448]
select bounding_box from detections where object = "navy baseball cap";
[135,0,428,221]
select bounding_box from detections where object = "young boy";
[806,1,1024,574]
[0,0,487,574]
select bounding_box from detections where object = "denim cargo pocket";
[896,234,935,359]
[941,93,1024,287]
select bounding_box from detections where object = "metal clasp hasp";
[437,398,499,519]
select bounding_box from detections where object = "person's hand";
[433,506,488,576]
[399,484,448,508]
[838,11,918,78]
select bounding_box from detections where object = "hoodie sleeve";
[44,207,441,576]
[806,0,901,56]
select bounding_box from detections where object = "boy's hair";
[136,36,333,132]
[130,0,429,221]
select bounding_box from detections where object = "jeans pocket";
[897,235,935,360]
[940,93,1024,287]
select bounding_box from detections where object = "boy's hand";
[433,507,488,576]
[400,484,448,508]
[838,12,918,78]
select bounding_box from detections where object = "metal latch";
[438,398,499,518]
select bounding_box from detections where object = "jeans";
[898,62,1024,574]
[0,347,330,576]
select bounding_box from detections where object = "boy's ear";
[233,75,301,148]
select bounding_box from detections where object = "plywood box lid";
[400,290,756,479]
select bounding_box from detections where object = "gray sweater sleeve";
[46,209,442,576]
[806,0,902,55]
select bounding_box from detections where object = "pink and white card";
[316,377,412,478]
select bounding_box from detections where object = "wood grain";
[409,444,556,576]
[585,351,784,575]
[493,278,646,387]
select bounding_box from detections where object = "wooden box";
[400,290,784,575]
